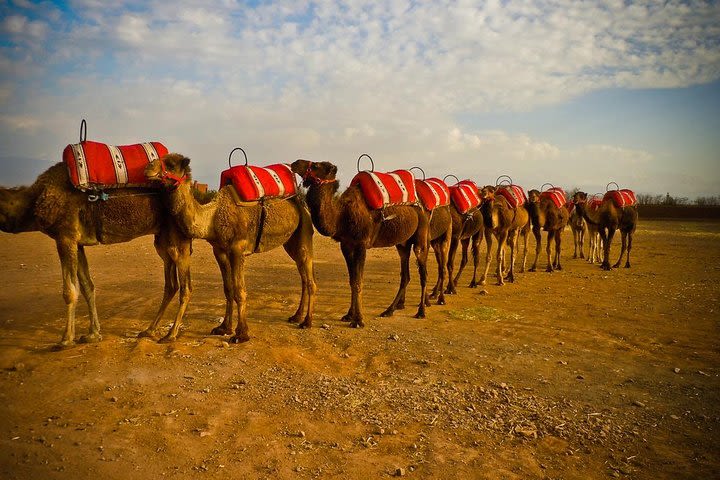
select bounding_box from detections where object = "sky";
[1,0,719,198]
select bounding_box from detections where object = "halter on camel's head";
[148,154,188,188]
[480,185,496,202]
[298,160,338,187]
[572,191,588,204]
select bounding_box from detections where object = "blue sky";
[1,0,719,198]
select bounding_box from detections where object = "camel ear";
[180,156,191,170]
[290,159,310,175]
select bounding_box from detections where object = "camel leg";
[545,230,555,272]
[529,227,541,272]
[468,231,482,288]
[428,241,442,302]
[210,247,234,335]
[283,216,317,328]
[554,230,563,271]
[579,227,585,259]
[624,231,633,268]
[444,237,460,295]
[382,244,412,317]
[341,243,366,328]
[600,228,614,270]
[505,231,518,283]
[613,231,627,269]
[572,229,579,259]
[479,229,493,285]
[495,231,508,286]
[519,231,528,273]
[139,235,179,339]
[229,250,251,343]
[53,240,81,349]
[76,246,101,344]
[453,238,470,288]
[158,239,193,343]
[413,238,429,319]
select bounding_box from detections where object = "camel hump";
[350,169,417,210]
[603,189,637,208]
[220,163,297,202]
[63,140,168,191]
[448,180,481,214]
[496,184,527,209]
[540,187,567,209]
[415,177,450,211]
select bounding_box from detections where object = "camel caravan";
[0,121,639,348]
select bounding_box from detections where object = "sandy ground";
[0,219,718,479]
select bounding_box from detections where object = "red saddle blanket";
[351,170,417,210]
[589,198,603,211]
[566,201,575,214]
[541,187,567,209]
[449,180,481,214]
[415,177,450,211]
[496,185,527,209]
[604,189,637,208]
[220,164,297,202]
[63,140,168,191]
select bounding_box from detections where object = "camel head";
[479,185,496,203]
[573,191,588,205]
[145,153,191,188]
[290,159,338,187]
[527,189,541,203]
[0,187,37,233]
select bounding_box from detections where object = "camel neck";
[167,182,215,239]
[306,181,340,238]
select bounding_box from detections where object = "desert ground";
[0,219,718,479]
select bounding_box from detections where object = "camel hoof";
[379,309,394,318]
[413,312,426,319]
[158,335,176,344]
[437,297,446,306]
[79,333,102,344]
[340,314,352,322]
[210,326,232,336]
[350,320,364,328]
[138,330,158,339]
[529,267,536,272]
[287,315,301,324]
[230,334,250,344]
[625,263,631,268]
[52,340,75,351]
[298,320,312,329]
[545,267,553,273]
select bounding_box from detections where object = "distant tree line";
[635,193,720,206]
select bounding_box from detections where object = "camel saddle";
[220,164,297,202]
[589,197,604,211]
[63,140,168,191]
[604,189,637,208]
[541,187,567,209]
[496,184,527,209]
[415,177,450,211]
[351,169,417,210]
[449,180,481,214]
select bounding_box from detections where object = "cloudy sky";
[1,0,719,198]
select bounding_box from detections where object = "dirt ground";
[0,219,718,479]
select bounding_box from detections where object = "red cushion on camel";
[350,170,417,210]
[415,177,450,211]
[220,164,297,202]
[449,180,481,214]
[496,184,527,209]
[63,140,168,191]
[604,189,637,208]
[541,187,567,209]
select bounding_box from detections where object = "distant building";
[192,181,208,194]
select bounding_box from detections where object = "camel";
[145,153,317,343]
[478,185,531,285]
[527,188,570,272]
[573,191,638,270]
[568,202,587,259]
[0,163,192,348]
[443,201,485,294]
[289,159,429,327]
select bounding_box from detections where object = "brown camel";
[527,188,570,272]
[573,191,638,270]
[145,153,317,343]
[478,185,531,285]
[421,205,453,306]
[568,202,587,259]
[0,163,192,347]
[290,159,429,327]
[443,202,485,293]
